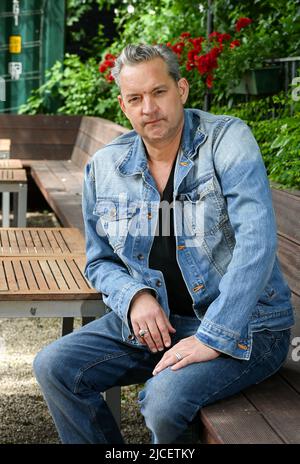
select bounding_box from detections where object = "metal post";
[204,0,214,111]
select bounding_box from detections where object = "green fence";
[0,0,65,113]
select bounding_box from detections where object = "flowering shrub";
[98,17,254,104]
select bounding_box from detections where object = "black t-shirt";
[148,159,194,316]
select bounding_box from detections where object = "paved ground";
[0,212,150,444]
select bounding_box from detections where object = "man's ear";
[118,95,127,117]
[177,78,189,104]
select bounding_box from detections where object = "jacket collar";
[117,109,207,176]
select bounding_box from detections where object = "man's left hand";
[152,336,221,375]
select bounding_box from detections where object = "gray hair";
[111,44,181,87]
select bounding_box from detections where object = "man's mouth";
[145,119,163,125]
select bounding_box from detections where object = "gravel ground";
[0,211,150,444]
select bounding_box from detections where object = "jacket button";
[156,280,162,287]
[147,212,152,219]
[137,254,144,260]
[128,334,135,341]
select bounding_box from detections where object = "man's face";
[118,57,189,146]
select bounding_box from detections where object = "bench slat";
[244,374,300,444]
[272,188,300,244]
[277,235,300,296]
[200,393,283,444]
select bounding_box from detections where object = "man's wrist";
[131,289,155,306]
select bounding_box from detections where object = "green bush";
[213,96,300,189]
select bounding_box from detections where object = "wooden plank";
[12,144,74,160]
[45,160,83,194]
[20,260,39,291]
[30,163,66,192]
[0,139,11,151]
[52,228,84,254]
[79,116,128,146]
[12,259,29,292]
[2,260,19,292]
[0,230,10,253]
[0,114,81,130]
[280,293,300,392]
[0,260,8,291]
[200,393,283,444]
[0,159,22,169]
[0,169,27,183]
[22,229,36,254]
[46,259,70,291]
[272,188,300,243]
[277,236,300,296]
[244,374,300,444]
[71,146,93,169]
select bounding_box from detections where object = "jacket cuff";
[195,318,252,360]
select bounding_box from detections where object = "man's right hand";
[129,291,176,353]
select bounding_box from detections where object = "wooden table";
[0,227,120,426]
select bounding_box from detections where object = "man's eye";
[128,97,139,103]
[155,90,166,95]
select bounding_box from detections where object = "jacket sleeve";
[195,118,277,360]
[82,161,156,327]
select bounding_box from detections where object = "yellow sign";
[9,35,22,54]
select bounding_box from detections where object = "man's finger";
[171,354,194,371]
[156,318,173,348]
[147,321,165,352]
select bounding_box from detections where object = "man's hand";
[152,336,221,375]
[129,291,176,352]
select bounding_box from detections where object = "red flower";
[209,31,231,44]
[206,74,214,88]
[104,53,116,60]
[235,17,252,32]
[180,32,191,38]
[196,49,219,75]
[188,37,204,51]
[230,39,241,49]
[99,63,108,73]
[172,41,185,55]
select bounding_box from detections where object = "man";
[34,44,294,444]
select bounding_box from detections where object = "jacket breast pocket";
[93,199,140,251]
[178,176,228,238]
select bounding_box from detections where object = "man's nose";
[142,96,158,115]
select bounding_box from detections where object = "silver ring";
[175,352,183,361]
[139,329,148,337]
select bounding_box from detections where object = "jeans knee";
[33,342,64,389]
[138,376,180,431]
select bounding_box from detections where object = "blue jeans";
[33,311,290,444]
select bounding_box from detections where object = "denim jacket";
[83,108,294,360]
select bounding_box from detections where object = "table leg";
[2,192,10,227]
